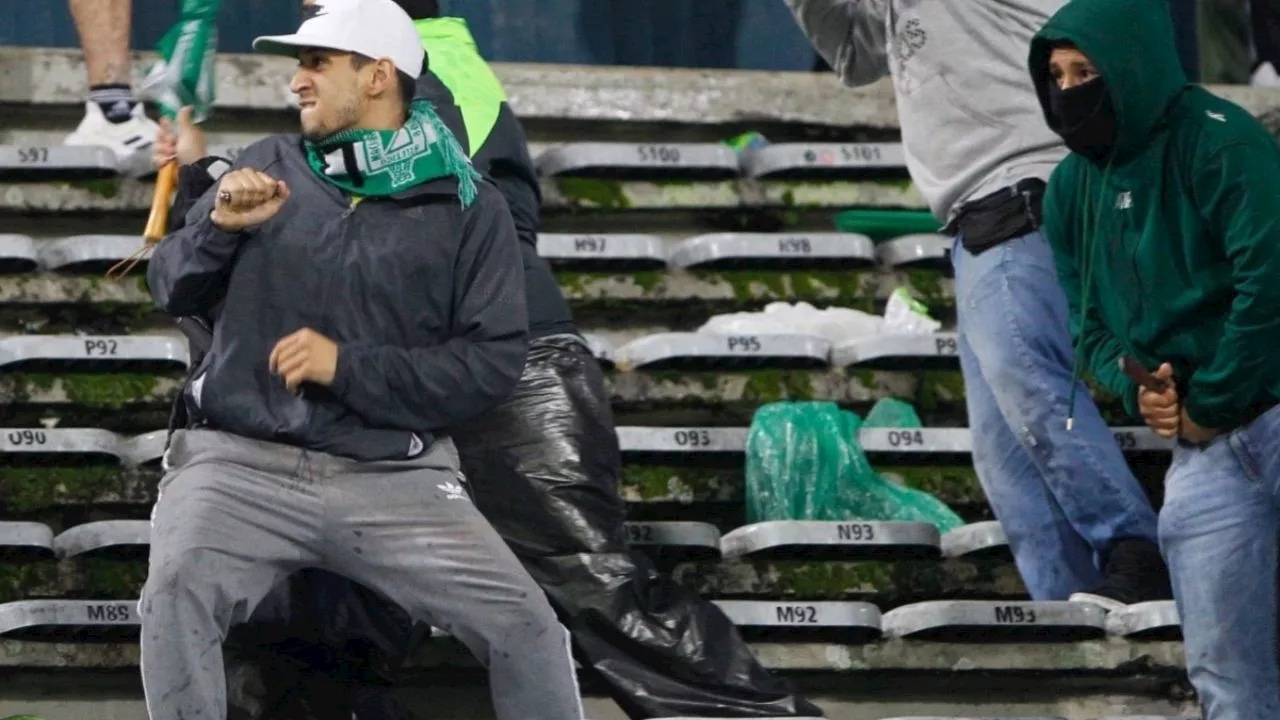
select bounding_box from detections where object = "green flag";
[139,0,221,122]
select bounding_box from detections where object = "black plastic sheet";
[225,335,822,719]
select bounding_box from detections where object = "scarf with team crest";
[303,100,480,206]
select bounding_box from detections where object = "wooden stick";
[144,160,179,243]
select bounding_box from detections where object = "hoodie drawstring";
[1065,164,1113,430]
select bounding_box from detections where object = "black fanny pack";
[945,178,1046,254]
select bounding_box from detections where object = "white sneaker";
[1068,591,1126,612]
[64,101,159,175]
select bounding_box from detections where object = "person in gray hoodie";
[783,0,1171,607]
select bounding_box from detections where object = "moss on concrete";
[884,465,985,507]
[0,563,61,603]
[555,178,631,209]
[619,466,741,503]
[742,371,817,403]
[6,373,167,409]
[66,179,122,199]
[0,467,155,513]
[914,370,967,414]
[79,559,148,600]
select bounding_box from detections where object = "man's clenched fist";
[1137,362,1179,438]
[269,328,339,392]
[210,169,290,232]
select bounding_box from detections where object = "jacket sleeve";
[1042,169,1142,420]
[783,0,891,86]
[147,147,264,317]
[328,187,529,431]
[167,158,232,233]
[1184,139,1280,429]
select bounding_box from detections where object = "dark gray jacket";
[147,135,528,462]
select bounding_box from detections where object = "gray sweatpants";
[139,429,583,720]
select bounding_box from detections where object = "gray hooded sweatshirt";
[786,0,1069,220]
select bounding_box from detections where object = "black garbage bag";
[448,334,822,718]
[225,334,821,720]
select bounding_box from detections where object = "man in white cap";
[138,2,585,719]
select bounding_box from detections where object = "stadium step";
[53,520,150,560]
[830,332,961,371]
[536,233,667,271]
[0,234,38,274]
[615,426,747,466]
[624,521,721,563]
[740,142,907,180]
[0,145,118,181]
[580,334,615,369]
[720,520,941,562]
[0,335,189,372]
[940,521,1011,560]
[535,142,741,180]
[116,431,168,467]
[665,232,876,271]
[1105,600,1182,641]
[0,522,55,561]
[0,599,139,642]
[713,599,881,643]
[0,427,124,465]
[613,332,831,371]
[881,600,1108,642]
[876,233,953,271]
[36,235,149,274]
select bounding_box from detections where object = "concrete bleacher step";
[614,427,1168,468]
[0,234,38,274]
[0,599,139,642]
[1095,716,1196,720]
[536,233,668,271]
[720,520,942,562]
[941,521,1010,560]
[0,427,124,465]
[535,142,741,180]
[116,430,167,467]
[0,521,55,561]
[624,521,721,562]
[876,233,953,271]
[665,232,876,271]
[580,333,614,369]
[740,143,906,180]
[714,599,882,643]
[0,335,188,372]
[615,426,747,466]
[831,332,961,371]
[36,234,149,274]
[881,600,1108,642]
[1105,601,1181,641]
[613,332,831,371]
[0,145,118,181]
[53,520,150,560]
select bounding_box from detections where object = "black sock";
[88,84,138,124]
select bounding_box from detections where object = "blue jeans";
[952,231,1159,599]
[1160,405,1280,719]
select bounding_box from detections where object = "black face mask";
[1047,77,1117,163]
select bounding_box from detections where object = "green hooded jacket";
[1030,0,1280,430]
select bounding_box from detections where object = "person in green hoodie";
[1030,0,1280,715]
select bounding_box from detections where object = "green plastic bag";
[745,400,964,533]
[139,0,221,122]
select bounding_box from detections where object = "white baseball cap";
[253,0,425,79]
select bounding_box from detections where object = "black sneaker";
[1069,538,1173,611]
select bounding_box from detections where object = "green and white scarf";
[304,100,481,207]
